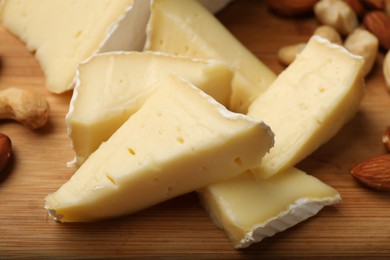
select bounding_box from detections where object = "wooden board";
[1,0,390,258]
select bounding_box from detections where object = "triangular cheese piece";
[249,36,365,178]
[0,0,149,93]
[199,168,340,248]
[45,75,273,222]
[67,51,233,166]
[144,0,276,113]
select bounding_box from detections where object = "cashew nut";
[344,28,379,76]
[0,88,50,129]
[277,43,306,66]
[313,25,343,45]
[314,0,359,35]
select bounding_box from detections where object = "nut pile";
[268,0,390,87]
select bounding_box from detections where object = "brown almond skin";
[266,0,319,17]
[344,0,367,17]
[363,11,390,50]
[351,154,390,191]
[0,133,12,174]
[361,0,385,10]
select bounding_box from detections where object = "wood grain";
[0,0,390,258]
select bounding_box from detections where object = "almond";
[266,0,319,17]
[350,154,390,191]
[383,50,390,90]
[363,11,390,50]
[343,0,366,17]
[0,133,11,174]
[361,0,385,10]
[385,0,390,16]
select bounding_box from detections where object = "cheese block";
[248,35,365,179]
[0,0,151,93]
[198,168,341,249]
[45,75,274,222]
[144,0,276,113]
[67,51,233,167]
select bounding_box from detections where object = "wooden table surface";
[1,0,390,259]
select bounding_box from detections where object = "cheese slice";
[45,75,274,222]
[198,168,341,248]
[248,35,365,178]
[0,0,151,93]
[67,51,233,167]
[144,0,276,113]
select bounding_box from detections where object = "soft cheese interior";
[198,168,341,248]
[0,0,150,93]
[17,0,366,249]
[67,51,233,166]
[249,36,365,179]
[45,75,273,222]
[198,35,364,248]
[144,0,276,113]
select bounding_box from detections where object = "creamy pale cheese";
[67,51,233,167]
[0,0,235,94]
[144,0,276,113]
[45,75,274,222]
[0,0,152,93]
[198,168,340,248]
[248,35,365,179]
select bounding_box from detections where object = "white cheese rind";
[239,198,339,248]
[198,168,341,249]
[45,75,273,222]
[144,0,276,113]
[66,51,234,167]
[248,35,365,178]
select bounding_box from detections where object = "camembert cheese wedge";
[67,51,233,166]
[144,0,276,113]
[249,35,365,178]
[45,75,274,222]
[0,0,150,93]
[198,167,340,248]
